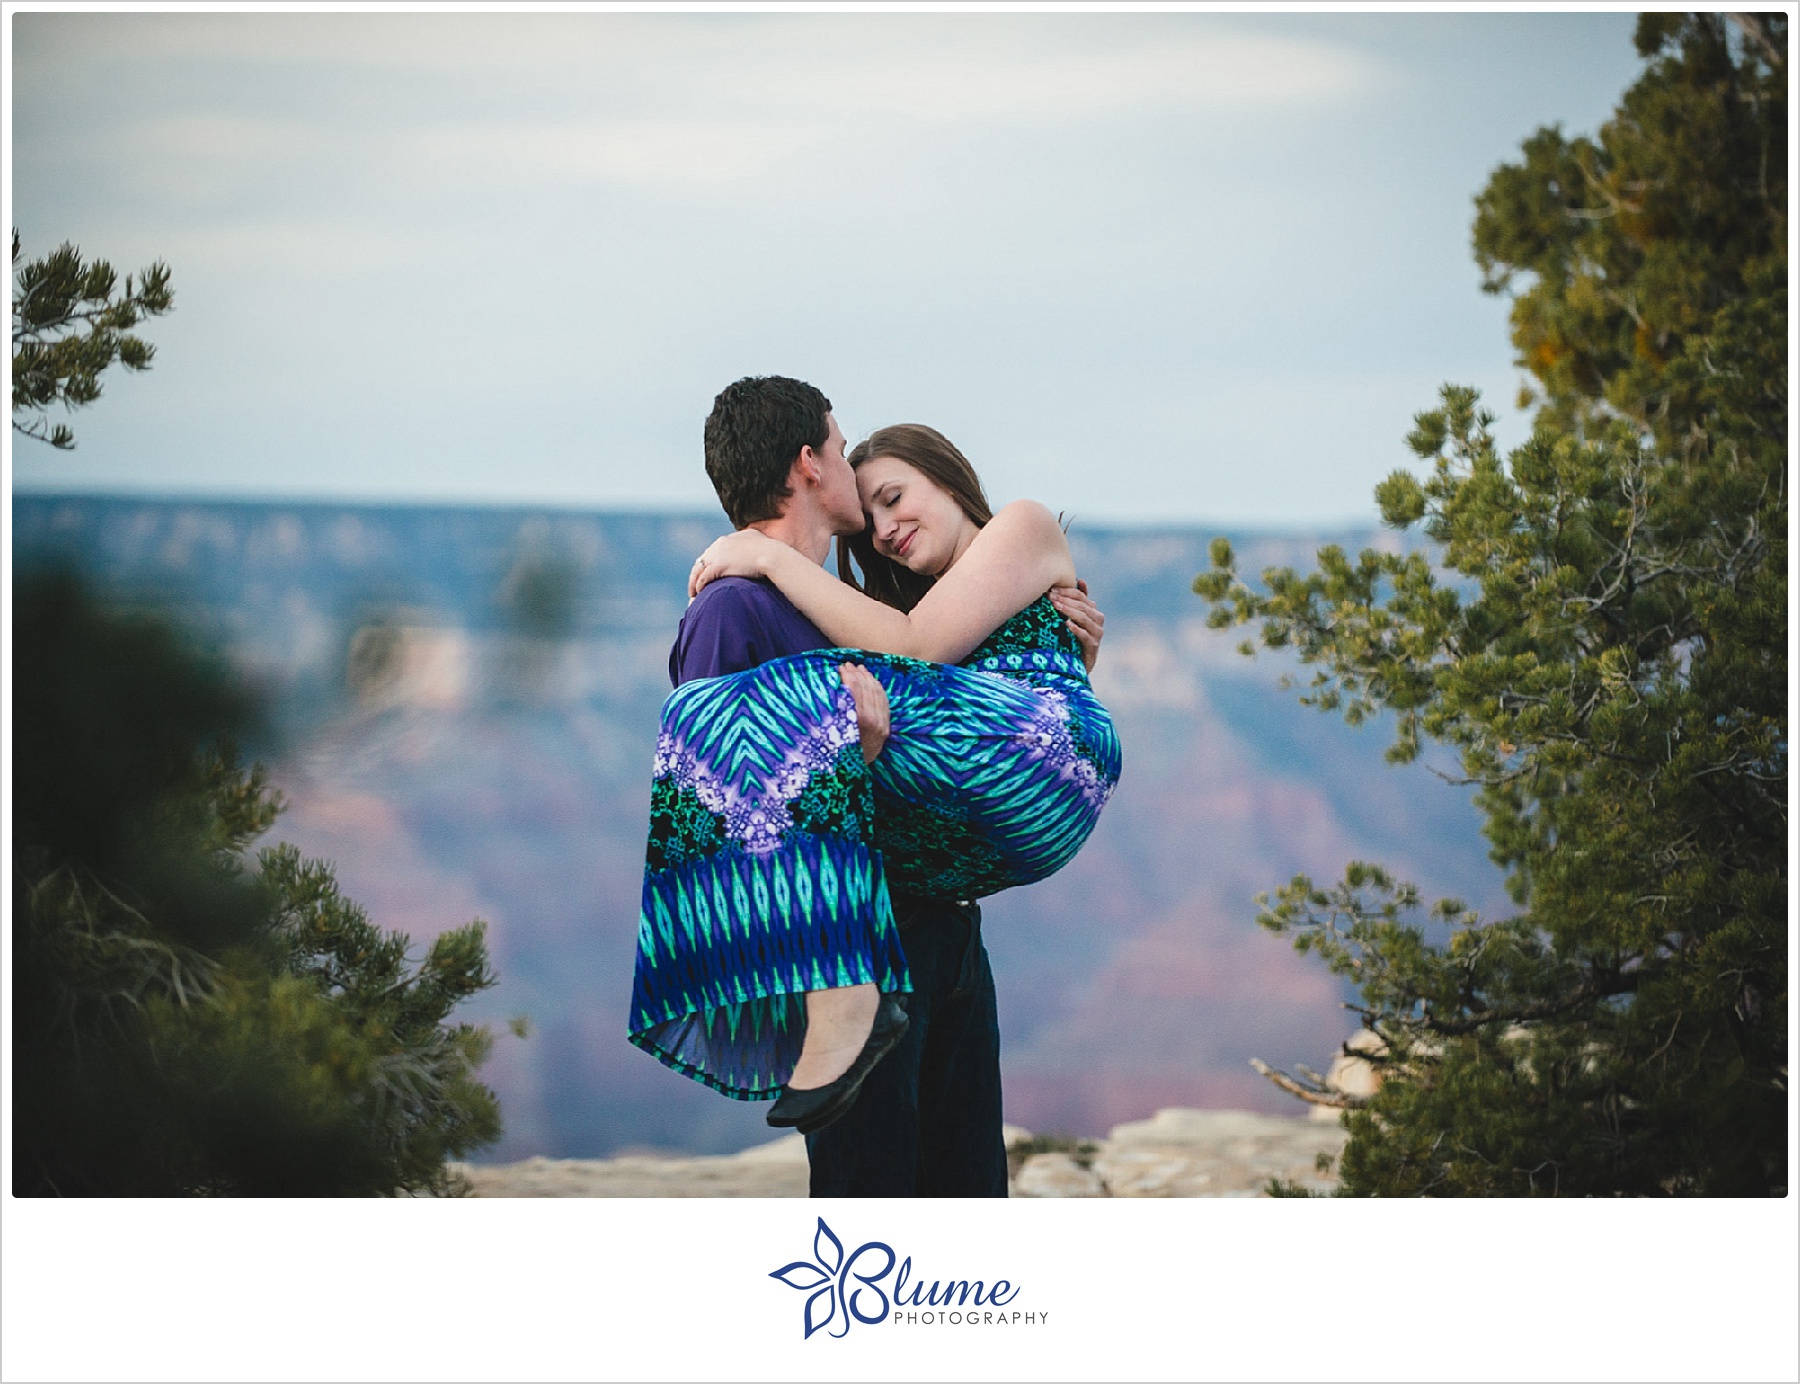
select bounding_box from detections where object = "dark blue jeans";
[805,895,1009,1198]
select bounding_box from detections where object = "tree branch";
[1249,1057,1367,1109]
[1729,13,1784,68]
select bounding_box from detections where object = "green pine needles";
[13,571,503,1195]
[1196,14,1786,1195]
[11,230,174,450]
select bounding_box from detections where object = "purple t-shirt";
[669,576,830,686]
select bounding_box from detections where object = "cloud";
[23,12,1380,109]
[398,119,819,190]
[12,10,1630,524]
[169,220,433,275]
[17,13,1384,198]
[738,19,1382,122]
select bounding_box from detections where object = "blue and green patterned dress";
[627,593,1121,1099]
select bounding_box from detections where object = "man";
[671,374,1102,1197]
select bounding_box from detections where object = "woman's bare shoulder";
[964,500,1075,588]
[985,498,1065,542]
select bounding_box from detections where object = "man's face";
[813,413,864,536]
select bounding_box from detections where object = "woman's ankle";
[786,983,879,1090]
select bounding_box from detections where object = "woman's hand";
[839,663,890,764]
[1050,579,1105,672]
[689,528,780,598]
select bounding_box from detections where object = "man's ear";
[791,447,822,488]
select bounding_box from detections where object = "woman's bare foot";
[785,983,880,1091]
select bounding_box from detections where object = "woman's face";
[856,455,978,577]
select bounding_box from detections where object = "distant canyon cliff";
[13,496,1509,1160]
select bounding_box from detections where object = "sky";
[7,6,1649,524]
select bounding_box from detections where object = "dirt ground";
[452,1107,1349,1197]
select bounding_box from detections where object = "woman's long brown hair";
[836,424,994,612]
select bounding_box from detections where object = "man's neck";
[748,511,833,567]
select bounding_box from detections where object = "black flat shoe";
[766,995,909,1136]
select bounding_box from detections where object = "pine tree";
[12,223,504,1193]
[11,231,174,449]
[13,569,503,1196]
[1195,13,1785,1195]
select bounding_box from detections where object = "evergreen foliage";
[13,570,502,1195]
[11,229,174,449]
[1195,14,1785,1195]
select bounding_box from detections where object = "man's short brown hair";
[703,376,832,528]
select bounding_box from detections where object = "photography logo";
[768,1217,1042,1340]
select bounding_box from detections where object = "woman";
[627,425,1120,1133]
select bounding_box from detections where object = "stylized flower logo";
[768,1217,896,1340]
[769,1217,847,1339]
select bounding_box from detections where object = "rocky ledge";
[451,1108,1348,1198]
